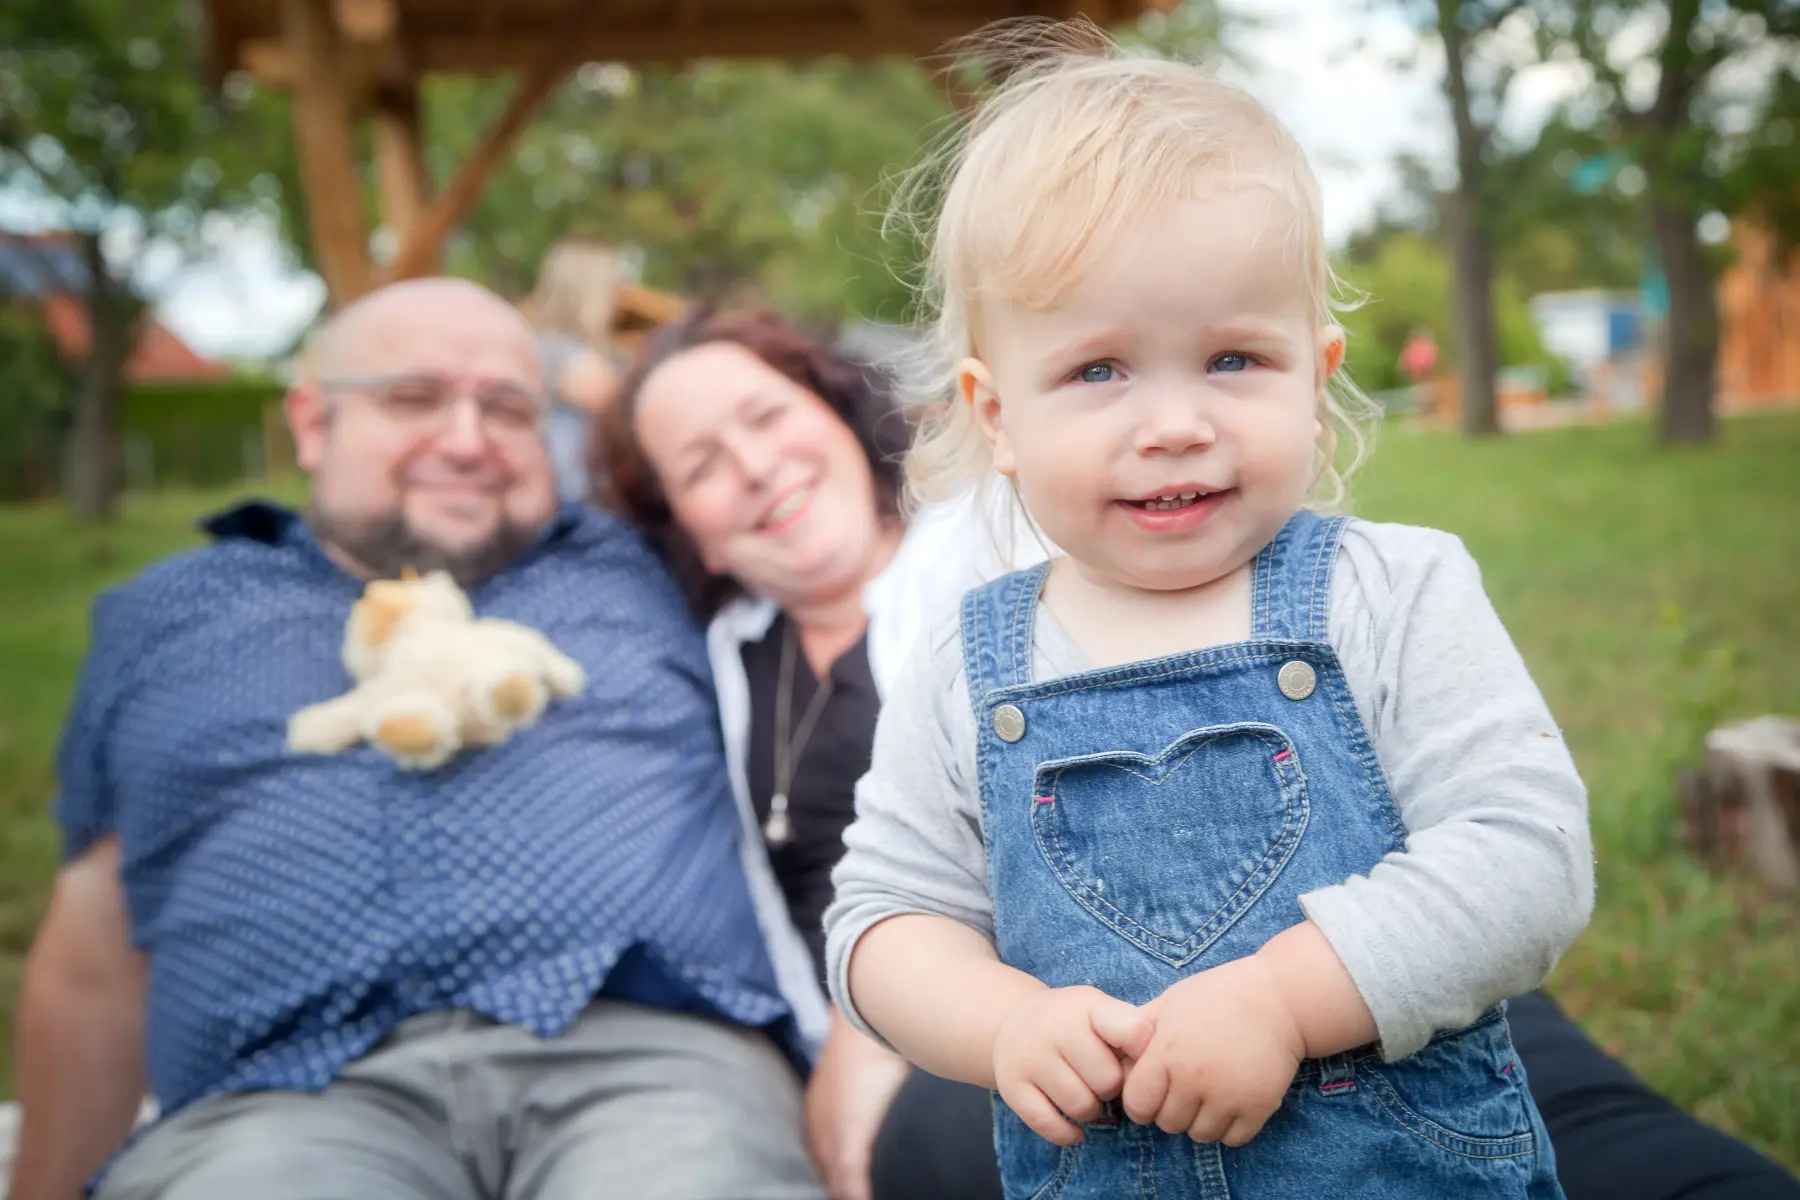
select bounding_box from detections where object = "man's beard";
[308,504,542,587]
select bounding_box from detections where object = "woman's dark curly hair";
[595,308,909,619]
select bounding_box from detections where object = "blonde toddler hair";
[898,20,1378,515]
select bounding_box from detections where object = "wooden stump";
[1679,716,1800,893]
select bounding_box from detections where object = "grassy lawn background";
[0,413,1794,1166]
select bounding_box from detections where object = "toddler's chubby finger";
[1036,1060,1105,1126]
[1088,996,1154,1063]
[1221,1112,1271,1148]
[1006,1082,1085,1146]
[1155,1094,1203,1137]
[1120,1054,1170,1126]
[1058,1027,1128,1101]
[1187,1104,1233,1145]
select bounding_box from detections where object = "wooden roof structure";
[202,1,1168,311]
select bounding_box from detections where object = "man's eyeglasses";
[317,373,545,438]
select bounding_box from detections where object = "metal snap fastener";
[1278,660,1317,701]
[993,704,1027,743]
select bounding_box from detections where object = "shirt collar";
[198,499,594,568]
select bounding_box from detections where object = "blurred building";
[1717,221,1800,412]
[0,233,230,384]
[1528,289,1651,411]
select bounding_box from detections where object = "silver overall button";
[1278,660,1317,701]
[993,704,1027,743]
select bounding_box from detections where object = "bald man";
[11,280,824,1200]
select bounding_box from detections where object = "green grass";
[1352,412,1800,1166]
[0,417,1795,1166]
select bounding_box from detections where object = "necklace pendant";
[763,793,794,847]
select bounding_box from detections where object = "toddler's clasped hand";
[1122,954,1306,1147]
[993,959,1307,1149]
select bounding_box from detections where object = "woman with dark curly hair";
[599,307,1039,1200]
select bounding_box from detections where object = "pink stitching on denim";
[1273,749,1293,763]
[1320,1080,1355,1092]
[1034,795,1054,805]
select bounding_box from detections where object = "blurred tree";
[0,0,296,519]
[1378,0,1544,437]
[1337,230,1569,396]
[1533,0,1800,442]
[428,57,953,324]
[1482,115,1645,295]
[0,305,76,501]
[410,4,1228,325]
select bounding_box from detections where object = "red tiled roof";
[38,294,231,384]
[3,231,230,385]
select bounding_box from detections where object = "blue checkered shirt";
[54,502,795,1120]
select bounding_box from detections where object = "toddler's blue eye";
[1078,363,1115,384]
[1212,353,1252,373]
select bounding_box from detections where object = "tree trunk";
[1449,191,1501,436]
[1644,0,1715,445]
[1439,0,1501,437]
[1652,200,1718,443]
[64,233,134,522]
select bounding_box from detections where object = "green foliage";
[418,5,1230,322]
[0,306,75,501]
[1530,0,1800,241]
[1336,232,1570,394]
[0,0,300,517]
[1483,116,1649,296]
[0,0,294,249]
[122,378,284,488]
[429,58,954,323]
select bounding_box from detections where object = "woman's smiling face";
[633,340,889,608]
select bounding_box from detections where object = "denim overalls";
[962,511,1562,1200]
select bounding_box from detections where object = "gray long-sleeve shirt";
[824,519,1595,1060]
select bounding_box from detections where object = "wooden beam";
[372,78,430,248]
[409,17,981,68]
[242,15,991,78]
[244,32,411,92]
[216,2,1173,79]
[383,3,600,281]
[243,38,299,86]
[281,0,372,307]
[333,0,397,43]
[858,0,903,38]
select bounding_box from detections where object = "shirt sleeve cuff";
[1299,887,1433,1061]
[824,911,904,1054]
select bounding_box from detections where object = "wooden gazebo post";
[204,0,1166,311]
[281,0,372,307]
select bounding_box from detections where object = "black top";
[742,612,881,987]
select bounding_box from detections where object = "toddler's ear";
[1319,326,1346,383]
[959,357,1016,477]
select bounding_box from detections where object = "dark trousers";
[870,991,1799,1200]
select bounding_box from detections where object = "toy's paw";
[477,670,549,730]
[367,704,459,771]
[287,702,360,755]
[542,653,587,699]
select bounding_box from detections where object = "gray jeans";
[98,1000,824,1200]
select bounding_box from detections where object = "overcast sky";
[14,0,1606,361]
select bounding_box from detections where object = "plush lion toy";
[287,568,586,771]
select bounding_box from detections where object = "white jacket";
[705,488,1046,1059]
